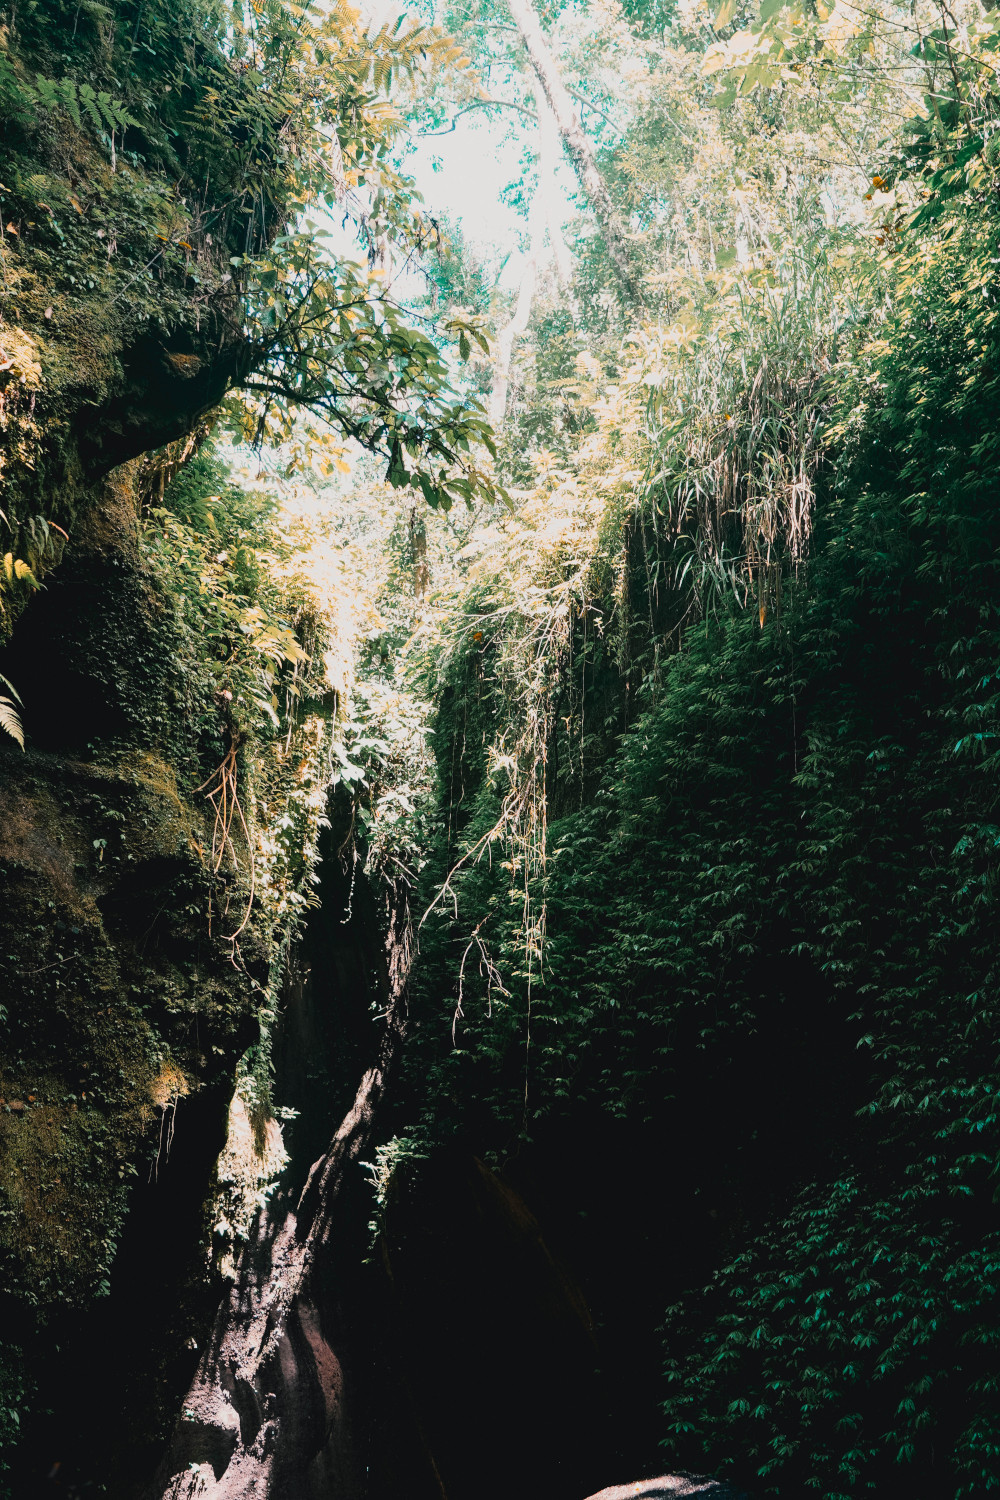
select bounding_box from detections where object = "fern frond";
[0,698,24,748]
[0,675,24,750]
[77,82,103,131]
[28,73,137,139]
[97,89,138,131]
[58,77,81,129]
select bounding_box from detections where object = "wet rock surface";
[582,1477,752,1499]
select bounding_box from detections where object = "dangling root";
[195,738,256,945]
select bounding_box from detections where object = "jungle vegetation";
[2,0,1000,1493]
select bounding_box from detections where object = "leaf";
[58,78,81,129]
[418,473,440,507]
[702,43,731,75]
[77,82,102,130]
[0,675,24,750]
[0,697,24,749]
[715,0,739,26]
[387,439,408,488]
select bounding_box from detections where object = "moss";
[0,744,263,1308]
[0,457,271,1323]
[0,383,347,1500]
[211,1092,288,1280]
[0,8,348,1481]
[0,63,245,644]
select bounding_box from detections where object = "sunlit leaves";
[231,227,502,506]
[0,672,24,749]
[2,0,501,507]
[382,17,1000,1496]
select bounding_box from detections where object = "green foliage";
[499,304,593,484]
[0,1338,27,1495]
[423,213,497,319]
[12,73,137,135]
[0,434,343,1341]
[150,446,304,761]
[11,0,1000,1484]
[376,26,1000,1497]
[235,239,501,510]
[0,0,501,587]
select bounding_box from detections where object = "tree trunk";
[488,225,540,431]
[505,0,644,310]
[489,77,573,429]
[145,897,413,1500]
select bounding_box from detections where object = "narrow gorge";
[3,0,1000,1497]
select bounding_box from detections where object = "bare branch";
[417,97,538,137]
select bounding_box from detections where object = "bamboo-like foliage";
[635,244,860,628]
[419,215,870,994]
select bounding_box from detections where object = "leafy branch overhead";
[0,0,501,518]
[235,237,501,510]
[216,1,500,504]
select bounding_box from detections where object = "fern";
[3,553,39,588]
[361,21,471,94]
[0,50,27,114]
[0,674,24,750]
[29,74,137,136]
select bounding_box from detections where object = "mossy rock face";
[0,411,356,1491]
[2,464,209,758]
[0,15,324,1485]
[0,740,264,1315]
[0,454,279,1489]
[0,98,247,645]
[0,472,271,1315]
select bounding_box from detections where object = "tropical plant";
[0,672,23,748]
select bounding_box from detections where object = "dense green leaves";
[381,35,1000,1496]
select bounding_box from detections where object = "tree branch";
[417,97,538,137]
[504,0,645,310]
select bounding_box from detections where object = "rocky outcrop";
[582,1478,751,1499]
[0,469,271,1488]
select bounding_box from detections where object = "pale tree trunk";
[488,214,540,430]
[505,0,644,310]
[489,77,572,430]
[532,73,573,289]
[145,897,413,1500]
